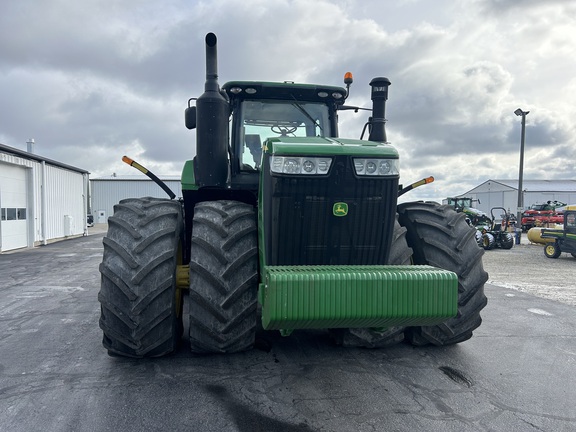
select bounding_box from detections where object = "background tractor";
[98,33,488,357]
[446,197,492,244]
[480,207,514,250]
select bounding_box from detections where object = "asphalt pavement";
[0,229,575,431]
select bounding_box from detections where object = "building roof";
[91,175,181,181]
[463,179,576,195]
[491,179,576,192]
[0,142,89,174]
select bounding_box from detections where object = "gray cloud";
[0,0,574,202]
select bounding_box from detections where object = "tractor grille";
[262,156,398,266]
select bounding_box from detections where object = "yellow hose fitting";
[176,264,190,290]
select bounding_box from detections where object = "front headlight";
[270,156,333,175]
[353,158,399,176]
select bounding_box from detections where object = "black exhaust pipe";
[195,32,229,187]
[368,77,391,143]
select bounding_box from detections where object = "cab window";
[566,213,576,231]
[238,100,330,170]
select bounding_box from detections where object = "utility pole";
[514,108,529,244]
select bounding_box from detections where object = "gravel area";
[482,235,576,306]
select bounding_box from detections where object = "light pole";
[514,108,529,243]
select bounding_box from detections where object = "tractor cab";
[222,81,344,174]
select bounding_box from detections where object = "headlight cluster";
[270,156,332,175]
[353,158,399,176]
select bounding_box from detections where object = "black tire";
[188,200,258,354]
[329,219,413,348]
[544,242,561,259]
[98,197,183,358]
[501,233,514,249]
[474,230,483,247]
[398,201,488,346]
[481,233,495,250]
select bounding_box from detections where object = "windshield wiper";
[291,98,323,133]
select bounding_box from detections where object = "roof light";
[318,91,329,98]
[344,72,353,85]
[245,88,257,94]
[229,87,243,94]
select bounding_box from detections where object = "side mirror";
[185,106,197,130]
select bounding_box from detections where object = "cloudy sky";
[1,0,575,202]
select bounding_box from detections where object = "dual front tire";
[99,200,488,356]
[334,202,488,348]
[98,197,183,358]
[188,201,258,354]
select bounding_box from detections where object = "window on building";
[17,208,26,220]
[7,208,17,220]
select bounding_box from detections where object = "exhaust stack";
[194,32,229,187]
[368,77,391,143]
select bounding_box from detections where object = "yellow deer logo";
[333,202,348,217]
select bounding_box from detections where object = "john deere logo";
[333,202,348,217]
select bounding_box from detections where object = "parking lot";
[0,228,575,431]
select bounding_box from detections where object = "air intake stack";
[368,77,391,143]
[194,32,229,187]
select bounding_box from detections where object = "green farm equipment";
[480,207,514,250]
[446,197,491,228]
[541,210,576,259]
[446,197,491,245]
[98,33,488,357]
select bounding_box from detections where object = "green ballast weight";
[260,265,458,331]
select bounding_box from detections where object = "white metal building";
[0,142,89,252]
[90,175,182,222]
[455,179,576,214]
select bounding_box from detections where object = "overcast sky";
[1,0,575,203]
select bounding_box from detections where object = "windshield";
[448,198,472,208]
[238,100,331,170]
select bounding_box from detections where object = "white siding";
[0,147,87,251]
[91,179,182,222]
[459,179,576,214]
[44,165,87,240]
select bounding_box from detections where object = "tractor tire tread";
[189,200,258,354]
[98,197,183,358]
[398,201,488,347]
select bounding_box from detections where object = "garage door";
[0,164,29,251]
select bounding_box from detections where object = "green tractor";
[445,197,491,245]
[98,33,488,357]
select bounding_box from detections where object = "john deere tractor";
[98,33,488,357]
